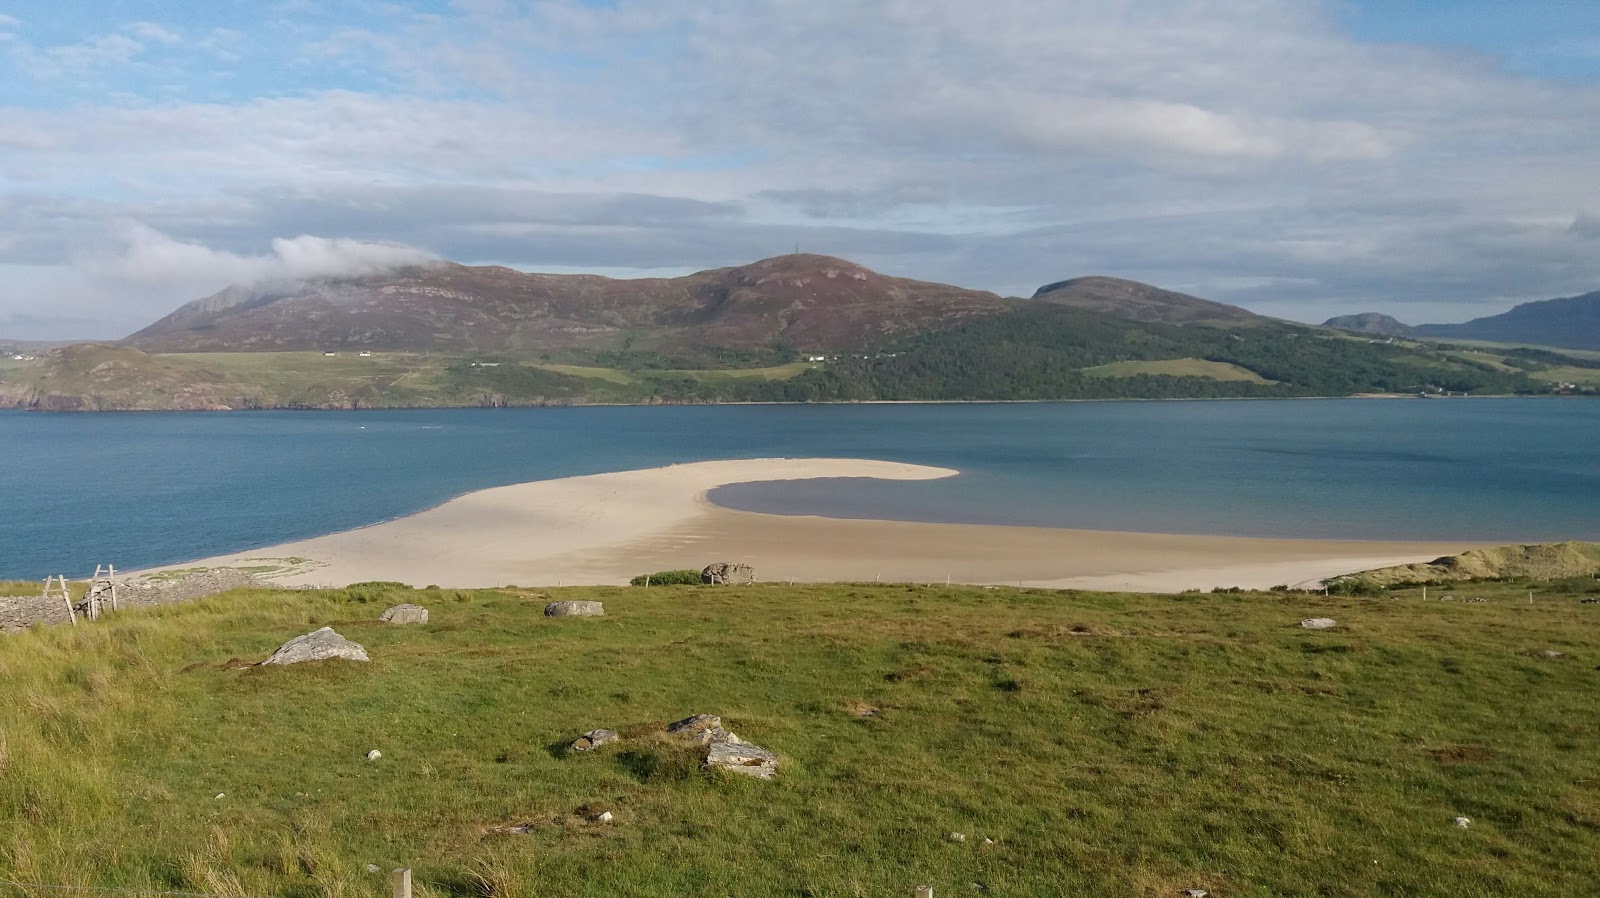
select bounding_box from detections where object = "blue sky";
[1344,0,1600,80]
[2,0,1599,337]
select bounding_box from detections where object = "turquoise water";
[1,399,1597,579]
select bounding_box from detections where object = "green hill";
[1335,542,1600,589]
[3,580,1597,896]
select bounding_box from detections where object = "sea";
[1,399,1598,580]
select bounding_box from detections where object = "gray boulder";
[260,627,369,665]
[701,562,755,585]
[379,603,429,624]
[545,601,605,617]
[1299,618,1337,630]
[570,728,619,752]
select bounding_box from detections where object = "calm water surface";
[1,399,1596,579]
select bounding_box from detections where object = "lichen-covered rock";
[545,601,605,617]
[260,627,369,665]
[666,712,778,778]
[1299,618,1337,630]
[379,603,429,624]
[706,740,778,778]
[701,562,755,585]
[667,713,736,745]
[570,728,619,752]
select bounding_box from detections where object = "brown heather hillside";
[1032,275,1269,326]
[125,254,1009,353]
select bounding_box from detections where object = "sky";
[2,0,1599,339]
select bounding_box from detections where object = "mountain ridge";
[125,254,1011,354]
[1323,291,1600,350]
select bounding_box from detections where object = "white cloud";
[125,22,182,46]
[89,226,435,291]
[2,0,1600,335]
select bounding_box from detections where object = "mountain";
[125,254,1007,354]
[1031,276,1268,326]
[1321,313,1416,337]
[1411,291,1600,351]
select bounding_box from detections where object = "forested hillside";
[722,306,1544,402]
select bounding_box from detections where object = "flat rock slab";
[379,603,429,624]
[667,712,778,778]
[1299,618,1338,630]
[571,729,619,752]
[545,601,605,617]
[706,740,778,778]
[261,627,369,665]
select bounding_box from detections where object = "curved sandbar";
[164,458,1482,591]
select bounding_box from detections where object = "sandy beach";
[153,457,1485,592]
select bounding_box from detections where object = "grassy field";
[2,580,1597,896]
[1080,358,1277,384]
[532,362,819,385]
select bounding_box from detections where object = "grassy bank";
[2,582,1597,896]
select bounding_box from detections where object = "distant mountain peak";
[1322,313,1415,337]
[1411,290,1600,351]
[1031,275,1266,326]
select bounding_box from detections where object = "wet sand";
[157,458,1480,591]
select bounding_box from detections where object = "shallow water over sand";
[1,398,1596,578]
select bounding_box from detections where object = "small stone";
[1183,891,1208,898]
[1541,649,1565,658]
[366,749,382,761]
[379,603,429,624]
[214,793,225,800]
[365,865,382,874]
[1299,618,1337,629]
[260,627,369,665]
[983,838,994,845]
[1453,816,1471,828]
[571,728,619,752]
[946,832,967,842]
[594,811,614,824]
[544,601,604,617]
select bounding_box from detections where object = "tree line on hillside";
[707,307,1546,403]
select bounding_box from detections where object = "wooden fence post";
[914,887,933,898]
[391,868,412,898]
[48,576,76,626]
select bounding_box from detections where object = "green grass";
[531,362,818,386]
[2,582,1597,896]
[533,364,639,385]
[1080,358,1277,384]
[651,361,819,381]
[0,579,86,600]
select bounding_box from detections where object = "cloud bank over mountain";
[1,0,1598,337]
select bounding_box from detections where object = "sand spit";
[151,458,1481,592]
